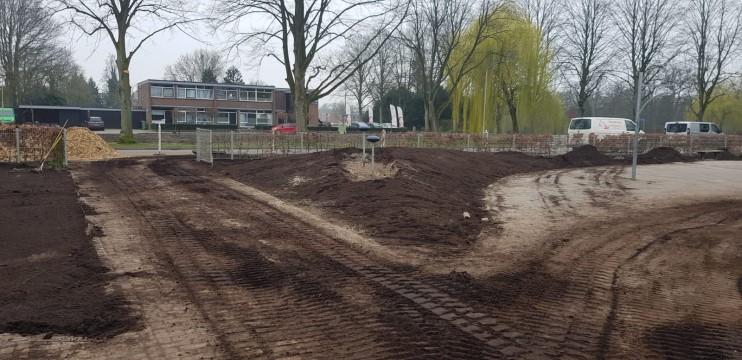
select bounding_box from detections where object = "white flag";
[396,106,404,128]
[368,105,374,124]
[389,104,398,127]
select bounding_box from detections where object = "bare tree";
[400,0,499,131]
[369,35,394,124]
[215,0,409,131]
[563,0,613,116]
[58,0,196,142]
[687,0,742,121]
[0,0,59,106]
[614,0,679,115]
[165,49,226,83]
[343,37,374,122]
[518,0,562,59]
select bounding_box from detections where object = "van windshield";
[570,118,591,130]
[666,123,687,133]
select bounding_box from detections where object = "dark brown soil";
[0,166,136,338]
[716,151,741,160]
[207,146,702,246]
[562,145,613,166]
[638,147,690,164]
[210,148,564,246]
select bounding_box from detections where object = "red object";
[271,123,297,134]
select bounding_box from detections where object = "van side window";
[710,124,721,133]
[570,118,591,130]
[699,123,710,132]
[625,120,636,132]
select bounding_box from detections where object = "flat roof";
[139,79,275,90]
[18,105,145,112]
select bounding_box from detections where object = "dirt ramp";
[211,148,561,246]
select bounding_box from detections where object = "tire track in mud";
[93,160,521,359]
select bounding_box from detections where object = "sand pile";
[66,127,118,161]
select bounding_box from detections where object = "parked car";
[568,117,642,138]
[350,121,370,130]
[271,123,297,134]
[86,116,105,131]
[665,121,722,135]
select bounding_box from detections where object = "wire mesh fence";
[202,131,742,160]
[0,125,66,165]
[195,128,214,165]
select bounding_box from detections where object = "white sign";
[389,104,398,127]
[396,106,404,128]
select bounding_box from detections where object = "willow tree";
[450,7,562,134]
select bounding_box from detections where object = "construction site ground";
[1,148,741,359]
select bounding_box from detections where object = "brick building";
[137,80,319,128]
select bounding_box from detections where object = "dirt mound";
[66,127,118,161]
[0,166,137,338]
[716,151,741,160]
[561,145,614,166]
[212,148,561,246]
[638,147,688,164]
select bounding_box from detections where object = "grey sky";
[65,26,289,90]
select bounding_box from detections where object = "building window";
[257,90,272,102]
[216,111,236,125]
[186,88,197,99]
[198,88,212,99]
[151,86,163,97]
[256,111,272,125]
[226,89,238,101]
[215,89,227,100]
[196,110,210,124]
[238,110,272,127]
[152,110,166,123]
[177,88,186,99]
[162,87,174,97]
[239,90,249,101]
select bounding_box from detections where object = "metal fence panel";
[0,126,65,164]
[197,130,742,161]
[195,128,213,165]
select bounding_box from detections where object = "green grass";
[109,142,195,150]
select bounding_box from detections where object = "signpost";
[366,135,381,172]
[153,118,165,155]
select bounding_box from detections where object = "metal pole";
[631,71,643,180]
[483,70,488,134]
[157,123,162,154]
[362,133,366,160]
[62,128,68,167]
[15,127,20,163]
[300,132,304,154]
[371,143,375,173]
[230,130,234,160]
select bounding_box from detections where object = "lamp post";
[631,71,644,180]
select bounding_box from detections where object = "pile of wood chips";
[66,127,118,161]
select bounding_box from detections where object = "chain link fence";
[197,131,742,160]
[0,126,66,165]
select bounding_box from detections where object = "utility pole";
[631,71,644,180]
[482,70,488,135]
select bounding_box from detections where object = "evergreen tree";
[223,66,245,85]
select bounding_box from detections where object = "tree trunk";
[495,104,502,134]
[424,96,436,131]
[117,59,134,142]
[293,70,309,130]
[508,103,519,133]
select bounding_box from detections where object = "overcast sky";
[65,26,289,90]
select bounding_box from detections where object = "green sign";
[0,108,14,124]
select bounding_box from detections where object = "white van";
[568,117,640,138]
[665,121,722,135]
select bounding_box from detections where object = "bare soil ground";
[2,148,741,359]
[0,165,136,338]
